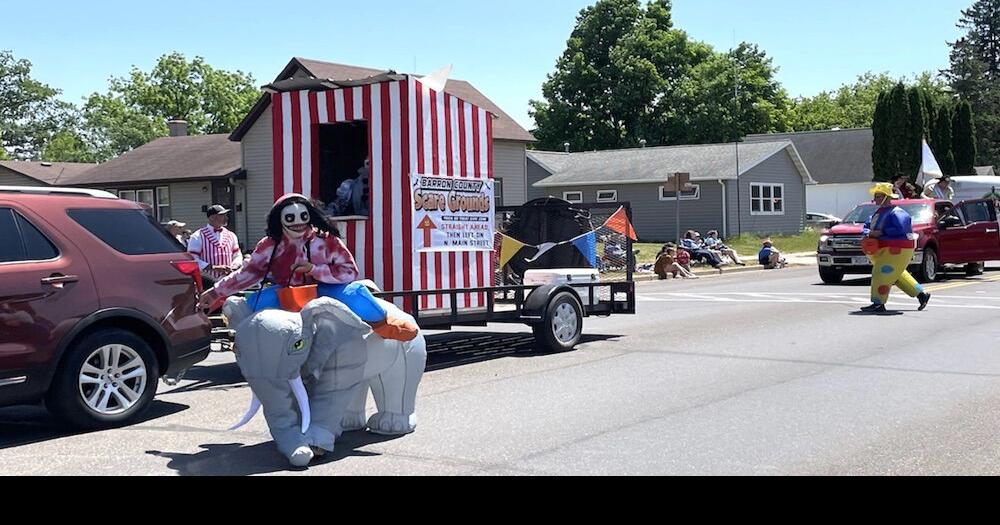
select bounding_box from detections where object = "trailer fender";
[521,285,583,322]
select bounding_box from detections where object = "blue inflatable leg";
[318,283,387,324]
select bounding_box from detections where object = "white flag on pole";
[917,139,943,187]
[419,65,453,93]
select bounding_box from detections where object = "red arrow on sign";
[417,215,438,248]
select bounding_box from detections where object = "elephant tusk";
[289,377,311,434]
[229,394,262,431]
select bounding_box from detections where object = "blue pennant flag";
[571,232,598,268]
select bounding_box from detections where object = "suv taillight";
[171,260,204,294]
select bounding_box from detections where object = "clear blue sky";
[3,0,972,131]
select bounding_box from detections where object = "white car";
[806,212,842,230]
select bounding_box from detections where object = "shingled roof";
[530,141,814,187]
[57,134,241,186]
[0,161,96,185]
[230,57,535,143]
[746,128,874,185]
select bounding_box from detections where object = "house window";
[563,191,584,204]
[751,183,785,216]
[156,186,171,222]
[597,190,618,203]
[659,184,701,201]
[494,178,504,207]
[118,188,171,222]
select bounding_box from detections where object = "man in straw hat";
[860,183,932,314]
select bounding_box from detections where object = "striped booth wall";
[271,77,495,312]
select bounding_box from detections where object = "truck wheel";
[915,247,939,284]
[47,329,159,429]
[966,262,985,276]
[532,292,583,353]
[819,267,845,284]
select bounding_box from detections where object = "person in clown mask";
[860,183,932,314]
[198,194,418,341]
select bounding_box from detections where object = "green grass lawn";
[633,229,821,264]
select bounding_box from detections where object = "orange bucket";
[277,285,318,313]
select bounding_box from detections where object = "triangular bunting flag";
[571,232,598,268]
[604,207,638,241]
[498,234,528,269]
[525,242,560,264]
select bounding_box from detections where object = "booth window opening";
[317,121,370,220]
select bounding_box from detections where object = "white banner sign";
[411,174,495,253]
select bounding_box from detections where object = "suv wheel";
[47,329,159,429]
[915,248,939,284]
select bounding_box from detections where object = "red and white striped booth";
[267,74,495,313]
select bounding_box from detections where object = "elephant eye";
[293,340,305,352]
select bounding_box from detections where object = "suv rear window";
[0,208,60,263]
[69,209,184,255]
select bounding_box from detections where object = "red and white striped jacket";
[188,226,242,279]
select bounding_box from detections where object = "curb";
[631,262,812,282]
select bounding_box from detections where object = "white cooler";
[523,268,601,305]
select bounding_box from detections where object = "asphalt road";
[3,265,1000,476]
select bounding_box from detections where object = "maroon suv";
[0,187,211,428]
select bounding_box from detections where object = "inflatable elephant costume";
[224,296,427,467]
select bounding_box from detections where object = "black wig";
[266,196,341,242]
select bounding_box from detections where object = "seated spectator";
[655,245,698,280]
[892,175,917,200]
[758,239,786,269]
[703,230,746,266]
[682,231,725,272]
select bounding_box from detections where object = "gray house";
[747,129,875,219]
[528,141,815,241]
[56,125,245,242]
[230,58,535,244]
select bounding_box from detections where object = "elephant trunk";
[229,394,262,431]
[289,377,311,434]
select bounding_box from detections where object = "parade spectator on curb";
[188,205,243,289]
[758,239,786,269]
[682,231,725,272]
[166,220,187,246]
[703,230,747,266]
[892,175,917,200]
[655,245,699,280]
[922,175,956,201]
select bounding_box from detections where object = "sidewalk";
[632,252,817,282]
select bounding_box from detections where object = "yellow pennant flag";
[498,234,528,269]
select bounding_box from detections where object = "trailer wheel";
[533,292,583,353]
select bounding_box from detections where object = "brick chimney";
[167,120,188,137]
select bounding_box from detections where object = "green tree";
[872,92,893,181]
[882,83,911,181]
[82,52,259,159]
[0,51,70,160]
[41,130,97,163]
[529,0,789,151]
[901,87,929,177]
[931,104,957,175]
[946,0,1000,168]
[953,101,978,174]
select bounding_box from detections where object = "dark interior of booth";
[318,121,370,218]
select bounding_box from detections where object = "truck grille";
[830,235,863,250]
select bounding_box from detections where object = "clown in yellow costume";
[860,183,932,314]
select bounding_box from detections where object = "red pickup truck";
[817,198,1000,284]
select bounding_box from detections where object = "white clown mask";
[281,203,311,239]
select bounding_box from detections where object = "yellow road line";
[925,275,1000,293]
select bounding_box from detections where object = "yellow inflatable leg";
[869,247,919,306]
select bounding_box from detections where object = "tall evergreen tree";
[901,87,929,178]
[872,92,893,181]
[882,83,910,181]
[946,0,1000,169]
[932,104,957,175]
[953,101,978,174]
